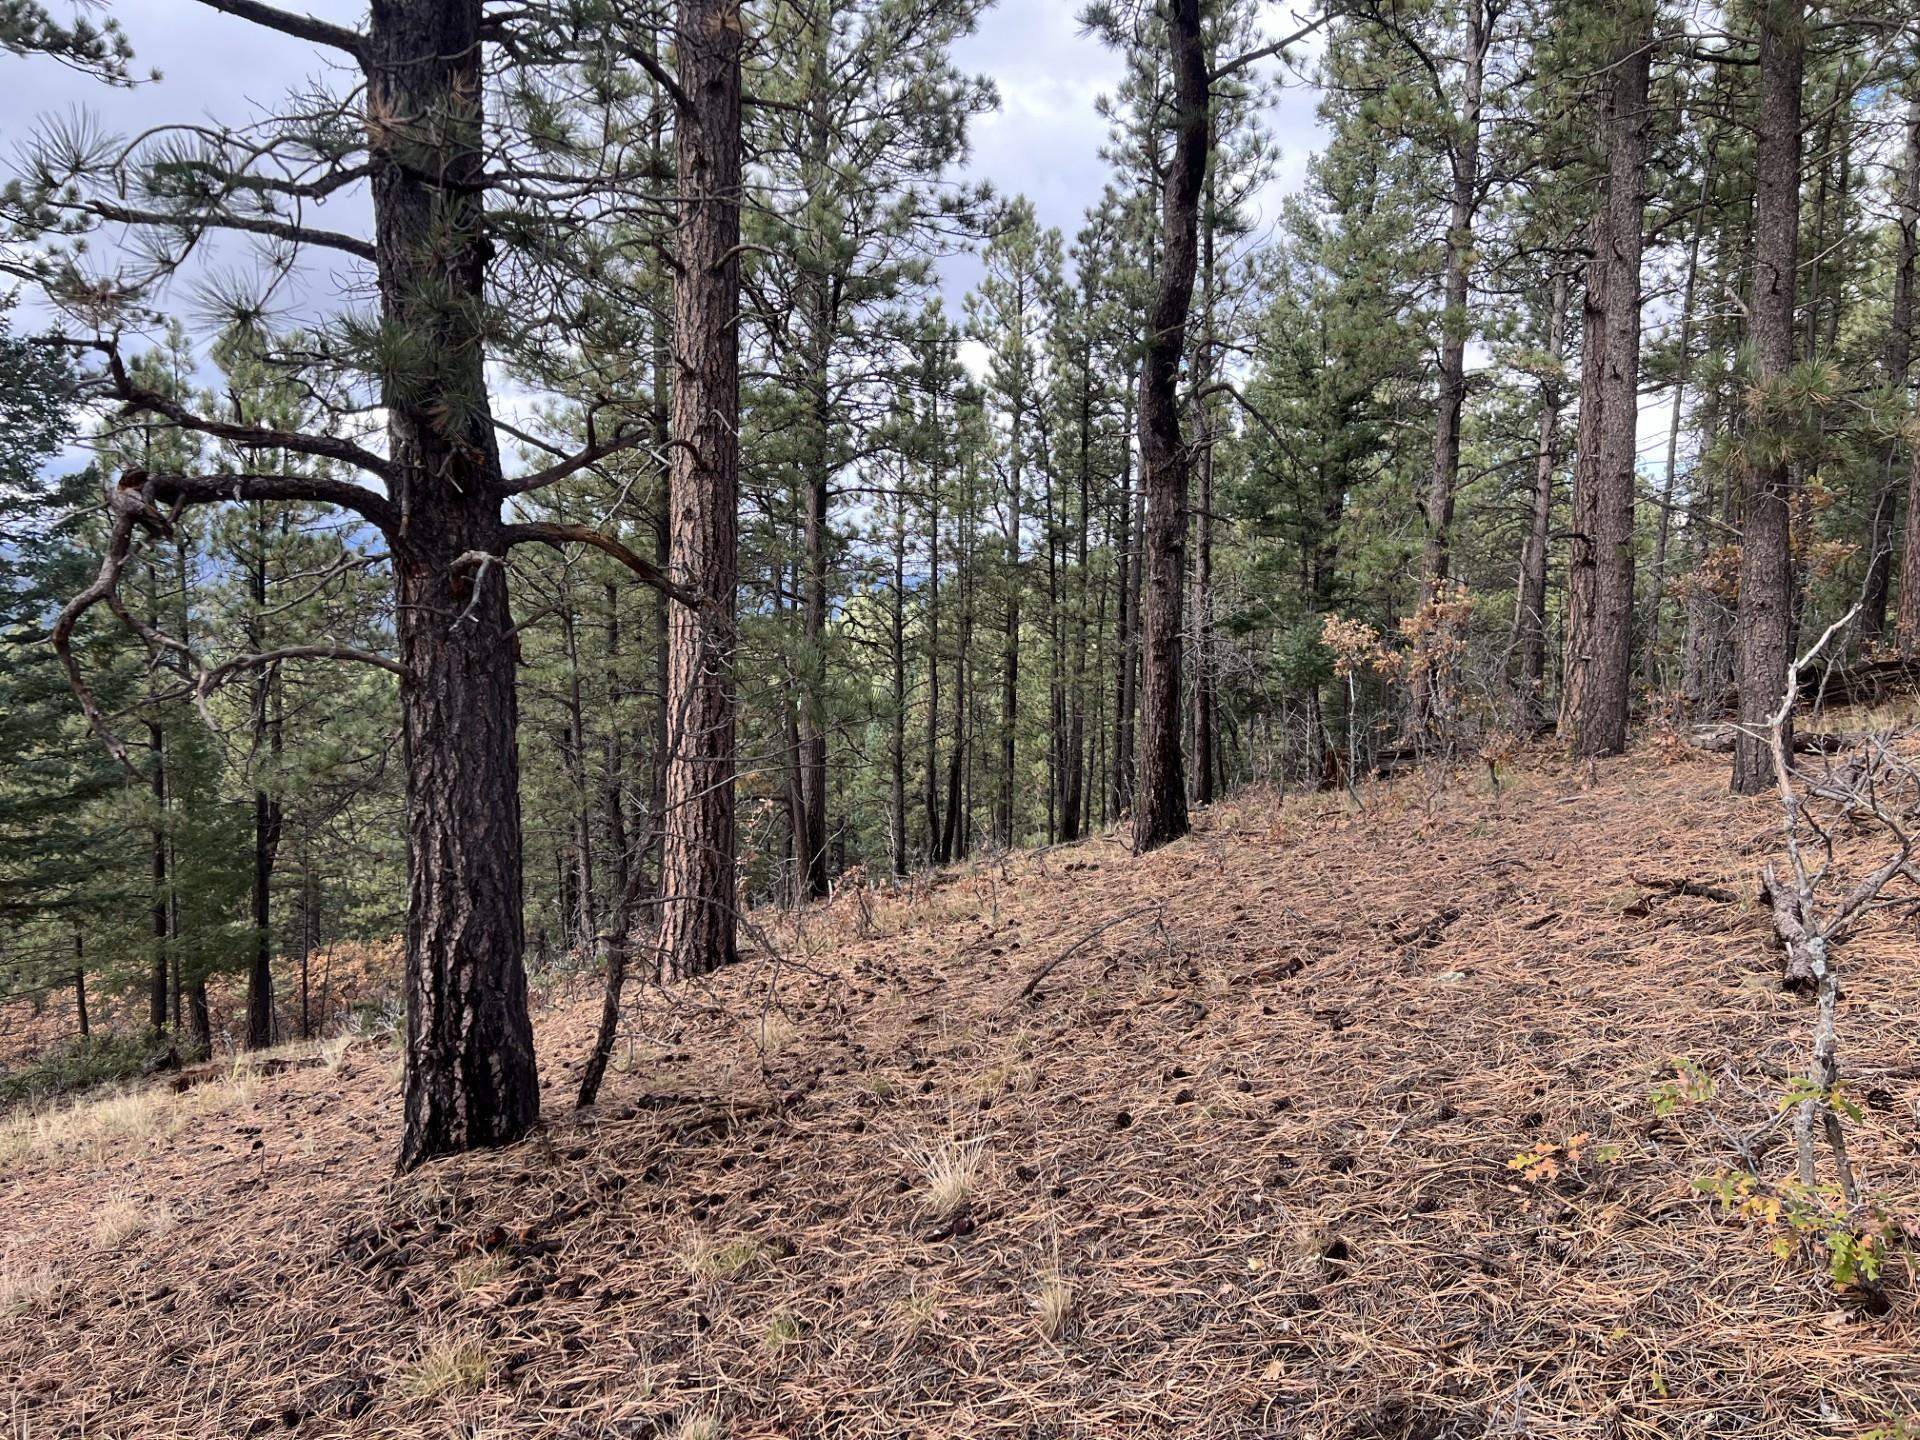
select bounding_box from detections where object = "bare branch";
[502,522,700,608]
[186,0,367,57]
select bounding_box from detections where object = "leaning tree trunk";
[1560,6,1652,758]
[1132,0,1207,854]
[374,0,539,1168]
[655,0,743,979]
[1732,0,1805,794]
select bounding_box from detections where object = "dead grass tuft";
[0,1254,59,1317]
[397,1334,490,1400]
[901,1133,988,1216]
[91,1198,175,1250]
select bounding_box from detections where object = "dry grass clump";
[449,1253,513,1294]
[318,1034,356,1071]
[901,1133,988,1216]
[670,1412,724,1440]
[0,1253,59,1317]
[397,1334,490,1400]
[676,1232,765,1283]
[1030,1270,1072,1339]
[91,1199,175,1250]
[762,1312,803,1351]
[2,1070,267,1171]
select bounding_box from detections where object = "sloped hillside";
[5,747,1919,1439]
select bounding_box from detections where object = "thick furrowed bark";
[370,0,540,1168]
[655,0,743,980]
[395,512,539,1167]
[1132,0,1206,855]
[1561,8,1651,758]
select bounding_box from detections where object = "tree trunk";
[73,930,88,1039]
[923,376,943,860]
[1512,272,1568,733]
[1410,0,1487,732]
[245,506,281,1051]
[374,0,539,1168]
[940,475,973,862]
[890,487,908,876]
[1189,156,1219,808]
[1733,0,1805,793]
[1890,93,1920,651]
[997,401,1023,850]
[1560,7,1651,757]
[1062,326,1094,841]
[578,580,640,1110]
[187,980,211,1057]
[148,718,168,1033]
[1111,384,1137,818]
[655,0,743,977]
[1132,0,1206,854]
[798,324,832,897]
[560,606,599,952]
[1645,150,1714,687]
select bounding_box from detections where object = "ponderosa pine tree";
[749,0,994,897]
[12,0,708,1164]
[654,0,745,979]
[966,200,1061,849]
[1732,0,1806,794]
[1102,0,1207,852]
[1559,0,1654,757]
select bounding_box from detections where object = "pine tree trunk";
[243,506,280,1049]
[374,0,539,1168]
[799,339,832,897]
[1111,385,1137,819]
[940,486,972,862]
[923,384,943,859]
[578,582,640,1111]
[1062,340,1093,841]
[1732,0,1805,793]
[655,0,743,978]
[148,717,168,1034]
[560,607,598,952]
[890,492,908,876]
[1133,0,1206,854]
[1410,0,1487,733]
[1512,272,1568,734]
[997,402,1023,850]
[1189,160,1219,808]
[1645,151,1712,687]
[1889,93,1920,651]
[73,931,88,1039]
[1561,8,1651,757]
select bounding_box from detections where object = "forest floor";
[6,742,1920,1439]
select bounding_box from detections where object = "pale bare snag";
[1753,606,1919,1230]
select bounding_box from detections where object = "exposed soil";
[5,745,1920,1438]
